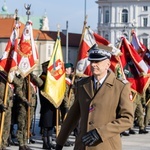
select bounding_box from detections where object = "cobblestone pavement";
[6,123,150,150]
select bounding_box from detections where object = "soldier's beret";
[65,63,74,68]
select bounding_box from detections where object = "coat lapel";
[96,71,115,97]
[83,76,95,98]
[82,72,115,99]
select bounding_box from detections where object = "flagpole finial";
[14,9,19,22]
[57,24,60,31]
[24,4,31,20]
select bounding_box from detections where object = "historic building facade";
[0,1,80,75]
[96,0,150,48]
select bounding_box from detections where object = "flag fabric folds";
[131,29,146,56]
[76,27,121,76]
[17,20,39,77]
[41,33,66,108]
[119,37,150,94]
[131,29,150,69]
[0,23,20,82]
[76,27,96,76]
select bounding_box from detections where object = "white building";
[96,0,150,48]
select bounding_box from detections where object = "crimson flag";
[0,23,20,82]
[76,27,120,76]
[120,37,150,94]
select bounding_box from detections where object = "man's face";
[90,59,110,76]
[65,67,72,75]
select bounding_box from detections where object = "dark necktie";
[94,82,100,93]
[96,82,100,90]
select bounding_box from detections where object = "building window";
[143,38,148,47]
[48,45,51,56]
[104,34,109,41]
[105,10,109,23]
[122,9,128,23]
[142,6,148,11]
[143,18,148,27]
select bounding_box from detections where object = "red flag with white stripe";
[76,27,121,76]
[131,29,150,68]
[76,27,96,76]
[120,37,150,94]
[131,30,146,56]
[0,23,20,82]
[17,20,38,77]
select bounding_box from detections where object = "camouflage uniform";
[144,85,150,127]
[14,73,43,148]
[60,74,75,121]
[133,94,146,131]
[0,72,14,149]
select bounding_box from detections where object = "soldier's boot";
[43,137,51,149]
[7,134,15,146]
[19,146,26,150]
[24,145,32,150]
[47,136,56,149]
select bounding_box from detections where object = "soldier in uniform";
[133,93,148,134]
[38,61,56,149]
[55,45,134,150]
[144,84,150,128]
[60,63,75,122]
[0,71,17,150]
[59,63,76,146]
[15,72,43,150]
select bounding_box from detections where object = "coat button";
[89,121,94,125]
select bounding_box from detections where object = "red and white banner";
[76,27,96,76]
[0,23,20,82]
[131,29,150,69]
[76,27,120,76]
[120,37,150,94]
[17,20,38,77]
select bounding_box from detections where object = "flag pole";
[24,4,32,143]
[56,25,60,137]
[65,15,88,116]
[27,75,31,144]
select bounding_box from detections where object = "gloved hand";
[142,104,147,109]
[82,129,101,146]
[0,104,7,112]
[55,144,63,150]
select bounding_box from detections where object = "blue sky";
[4,0,98,33]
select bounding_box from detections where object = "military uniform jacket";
[15,74,43,107]
[0,77,13,108]
[56,71,134,150]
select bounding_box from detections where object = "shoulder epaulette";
[117,77,129,84]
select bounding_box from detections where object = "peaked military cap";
[88,44,112,61]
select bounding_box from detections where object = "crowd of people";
[0,44,150,150]
[0,60,77,150]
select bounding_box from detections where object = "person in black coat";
[39,61,56,149]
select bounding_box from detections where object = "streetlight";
[84,0,87,19]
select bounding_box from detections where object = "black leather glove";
[142,104,146,109]
[55,144,63,150]
[0,104,7,112]
[82,129,101,146]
